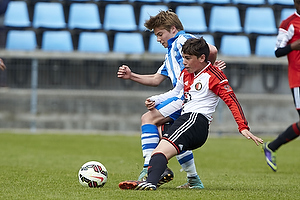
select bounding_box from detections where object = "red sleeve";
[209,73,249,132]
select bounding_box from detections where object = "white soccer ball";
[78,161,108,188]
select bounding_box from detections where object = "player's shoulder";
[177,33,195,42]
[205,64,227,81]
[280,13,299,29]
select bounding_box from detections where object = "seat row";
[4,1,295,35]
[5,30,277,57]
[13,0,295,5]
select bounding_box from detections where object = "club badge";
[195,82,202,91]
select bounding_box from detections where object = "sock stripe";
[292,123,300,136]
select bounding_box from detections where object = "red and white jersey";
[276,11,300,88]
[150,63,249,132]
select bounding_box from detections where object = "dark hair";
[144,10,184,32]
[182,37,210,62]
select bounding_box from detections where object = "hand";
[0,58,6,71]
[214,60,226,70]
[117,65,131,79]
[145,98,155,110]
[240,129,264,146]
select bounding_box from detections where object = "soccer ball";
[78,161,108,188]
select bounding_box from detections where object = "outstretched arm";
[117,65,166,87]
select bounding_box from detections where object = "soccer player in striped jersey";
[117,10,225,188]
[262,0,300,172]
[118,37,263,191]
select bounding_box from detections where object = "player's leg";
[263,87,300,172]
[147,113,208,189]
[138,108,171,181]
[119,113,209,190]
[176,151,204,189]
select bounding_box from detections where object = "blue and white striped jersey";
[157,31,195,87]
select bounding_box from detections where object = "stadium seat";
[103,4,137,31]
[268,0,294,5]
[232,0,265,5]
[113,33,145,54]
[198,34,215,46]
[42,31,73,52]
[280,8,295,23]
[220,35,251,57]
[163,0,197,3]
[255,36,277,57]
[244,7,277,35]
[139,4,168,31]
[102,0,127,1]
[33,2,66,29]
[148,34,166,54]
[176,6,207,33]
[6,30,37,51]
[209,6,242,33]
[198,0,231,4]
[78,32,109,53]
[68,3,101,30]
[129,0,162,2]
[4,1,31,28]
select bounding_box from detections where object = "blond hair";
[144,10,184,32]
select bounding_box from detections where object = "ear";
[170,26,177,34]
[198,54,206,62]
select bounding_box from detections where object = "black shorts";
[161,112,209,154]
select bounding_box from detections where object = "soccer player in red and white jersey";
[262,0,300,172]
[119,37,263,190]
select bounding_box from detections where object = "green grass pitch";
[0,132,299,200]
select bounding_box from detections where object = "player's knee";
[141,112,153,124]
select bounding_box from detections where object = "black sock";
[146,153,168,186]
[269,123,300,151]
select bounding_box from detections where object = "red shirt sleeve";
[209,71,249,132]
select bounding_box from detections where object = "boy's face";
[154,26,178,48]
[182,53,205,74]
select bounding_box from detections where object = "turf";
[0,132,299,200]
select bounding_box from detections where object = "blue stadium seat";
[33,2,66,29]
[280,8,295,23]
[130,0,162,2]
[255,36,277,57]
[42,31,73,52]
[103,4,137,31]
[6,30,37,51]
[4,1,31,27]
[244,7,277,35]
[199,0,231,4]
[209,6,242,33]
[268,0,294,5]
[163,0,197,3]
[139,4,168,31]
[198,34,215,46]
[68,3,101,30]
[148,34,166,54]
[113,33,145,54]
[78,32,109,53]
[220,35,251,57]
[176,6,207,33]
[232,0,265,5]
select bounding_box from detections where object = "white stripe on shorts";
[169,112,198,142]
[293,87,300,109]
